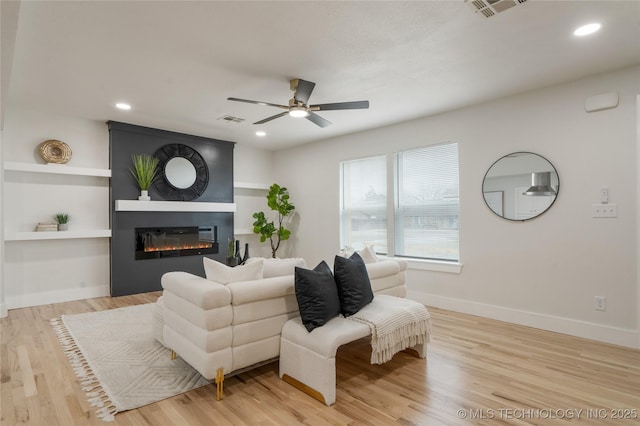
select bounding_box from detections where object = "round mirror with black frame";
[153,143,209,201]
[482,152,559,221]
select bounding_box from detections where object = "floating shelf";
[4,161,111,177]
[4,229,112,241]
[233,182,270,190]
[115,200,236,212]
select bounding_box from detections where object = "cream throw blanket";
[348,295,431,364]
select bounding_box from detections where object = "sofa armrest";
[375,256,408,272]
[161,271,231,309]
[227,275,295,305]
[366,260,401,280]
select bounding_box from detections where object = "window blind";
[339,156,387,253]
[395,143,459,261]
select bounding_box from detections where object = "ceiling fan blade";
[227,97,288,110]
[293,79,316,104]
[311,100,369,111]
[305,112,332,128]
[254,111,289,125]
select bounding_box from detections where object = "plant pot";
[226,257,238,267]
[58,223,68,231]
[138,189,151,201]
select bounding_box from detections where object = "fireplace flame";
[144,242,213,252]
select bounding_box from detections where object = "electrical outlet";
[594,296,606,311]
[592,203,617,218]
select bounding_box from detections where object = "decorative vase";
[138,189,151,201]
[242,243,250,264]
[235,240,242,265]
[58,223,68,231]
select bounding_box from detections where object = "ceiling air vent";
[465,0,527,18]
[217,115,245,123]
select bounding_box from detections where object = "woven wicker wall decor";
[38,139,72,164]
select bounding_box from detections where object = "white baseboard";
[408,291,639,349]
[6,286,110,311]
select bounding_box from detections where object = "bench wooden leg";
[216,368,224,400]
[170,350,176,360]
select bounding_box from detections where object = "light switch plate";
[592,203,617,218]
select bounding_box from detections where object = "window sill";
[405,259,462,274]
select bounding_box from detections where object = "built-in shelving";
[233,182,270,190]
[4,229,112,241]
[114,200,236,212]
[4,161,111,177]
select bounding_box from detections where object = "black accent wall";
[108,121,235,296]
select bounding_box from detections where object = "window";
[340,156,387,253]
[395,143,459,261]
[339,142,459,263]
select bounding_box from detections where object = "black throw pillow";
[334,252,374,317]
[294,261,341,332]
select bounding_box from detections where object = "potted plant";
[252,183,295,258]
[130,154,160,201]
[226,238,237,267]
[54,213,70,231]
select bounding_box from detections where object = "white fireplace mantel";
[114,200,236,212]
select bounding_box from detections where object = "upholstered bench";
[279,296,428,406]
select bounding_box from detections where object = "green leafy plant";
[54,213,70,224]
[227,238,235,258]
[130,154,160,190]
[252,183,296,258]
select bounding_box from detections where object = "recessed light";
[115,102,132,110]
[255,131,266,137]
[574,23,601,37]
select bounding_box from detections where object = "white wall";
[233,143,276,259]
[274,66,639,347]
[2,107,111,308]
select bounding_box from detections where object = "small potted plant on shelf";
[54,213,70,231]
[130,154,160,201]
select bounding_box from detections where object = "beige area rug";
[51,303,210,422]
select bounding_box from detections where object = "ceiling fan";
[227,78,369,128]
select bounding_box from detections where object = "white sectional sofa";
[156,255,408,386]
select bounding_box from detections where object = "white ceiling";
[4,1,640,150]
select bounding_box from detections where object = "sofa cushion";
[246,257,307,278]
[294,261,341,332]
[333,252,374,317]
[203,257,263,284]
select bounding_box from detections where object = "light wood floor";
[1,293,638,425]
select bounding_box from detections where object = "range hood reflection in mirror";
[523,171,557,196]
[482,152,559,221]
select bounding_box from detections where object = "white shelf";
[234,182,270,190]
[235,228,255,235]
[115,200,236,212]
[5,229,112,241]
[4,161,111,177]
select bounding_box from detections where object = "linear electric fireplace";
[135,226,219,260]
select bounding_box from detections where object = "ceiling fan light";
[289,107,309,118]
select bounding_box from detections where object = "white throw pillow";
[357,245,379,264]
[263,257,307,278]
[203,257,264,284]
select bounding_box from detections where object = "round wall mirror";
[482,152,559,221]
[165,157,197,189]
[153,143,209,201]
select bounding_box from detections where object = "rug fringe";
[50,317,117,422]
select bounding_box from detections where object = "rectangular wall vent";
[465,0,526,18]
[217,115,245,123]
